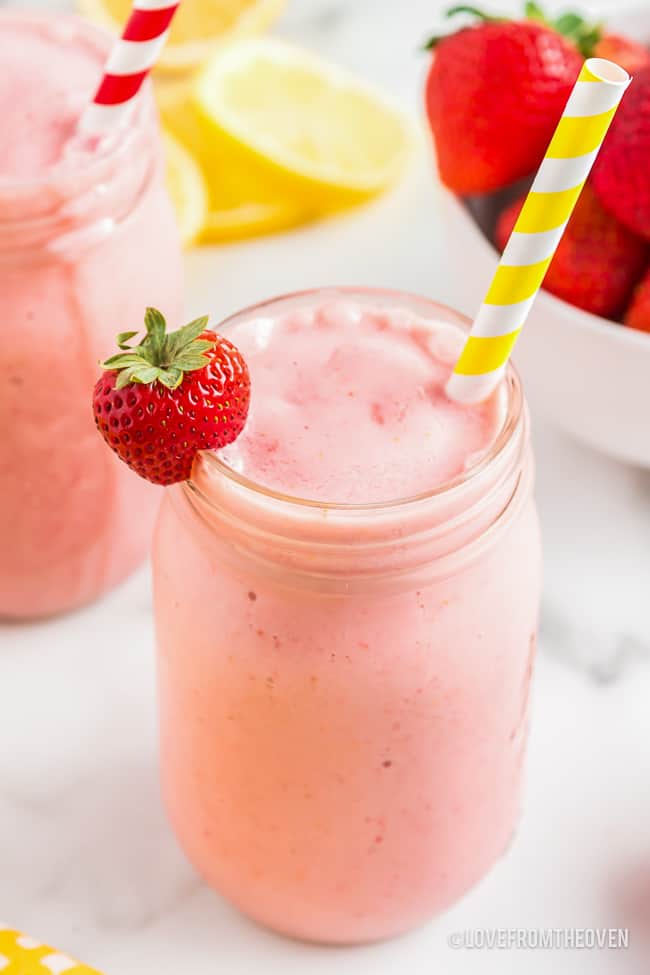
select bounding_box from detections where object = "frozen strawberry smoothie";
[219,299,500,502]
[153,289,541,943]
[0,11,182,618]
[0,18,101,180]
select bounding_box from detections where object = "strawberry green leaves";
[101,308,216,391]
[424,3,602,56]
[524,3,602,56]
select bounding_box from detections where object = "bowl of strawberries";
[426,3,650,468]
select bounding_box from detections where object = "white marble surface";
[2,1,650,972]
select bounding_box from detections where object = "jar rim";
[187,286,524,518]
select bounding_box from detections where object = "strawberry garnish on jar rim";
[93,307,251,486]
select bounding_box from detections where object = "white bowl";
[438,4,650,469]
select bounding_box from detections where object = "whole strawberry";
[624,268,650,333]
[495,183,648,319]
[425,6,583,193]
[93,308,250,485]
[591,65,650,240]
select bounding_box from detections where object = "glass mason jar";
[153,289,542,944]
[0,12,183,619]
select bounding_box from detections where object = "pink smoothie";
[219,299,501,502]
[0,17,101,180]
[154,292,541,943]
[0,12,182,618]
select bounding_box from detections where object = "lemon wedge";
[163,132,208,245]
[157,73,304,241]
[192,39,412,213]
[201,200,303,242]
[76,0,287,73]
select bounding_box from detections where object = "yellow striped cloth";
[0,928,102,975]
[446,58,630,405]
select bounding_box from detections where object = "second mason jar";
[0,10,182,619]
[153,288,542,943]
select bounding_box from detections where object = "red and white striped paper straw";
[79,0,181,132]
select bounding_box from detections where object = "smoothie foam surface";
[218,299,505,505]
[0,15,108,182]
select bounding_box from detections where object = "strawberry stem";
[101,308,215,391]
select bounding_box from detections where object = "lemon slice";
[163,132,208,245]
[76,0,286,73]
[193,39,412,212]
[201,200,303,242]
[157,73,305,241]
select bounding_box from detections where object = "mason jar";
[152,289,542,943]
[0,11,183,619]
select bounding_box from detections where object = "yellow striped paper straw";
[0,926,102,974]
[446,58,631,405]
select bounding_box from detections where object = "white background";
[1,1,650,973]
